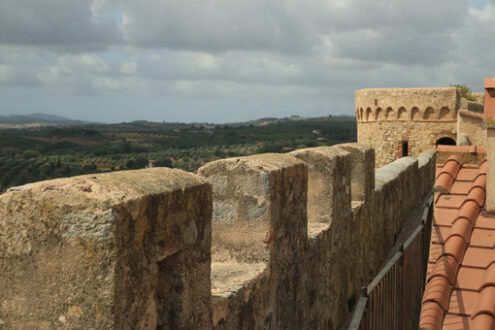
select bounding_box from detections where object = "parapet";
[290,146,351,227]
[0,143,439,329]
[338,143,375,203]
[0,168,212,329]
[355,87,460,122]
[198,153,308,328]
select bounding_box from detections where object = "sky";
[0,0,494,123]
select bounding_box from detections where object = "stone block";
[290,146,352,225]
[0,168,212,329]
[338,143,375,203]
[198,153,307,328]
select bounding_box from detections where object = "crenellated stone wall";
[0,168,212,329]
[0,144,436,329]
[355,87,484,167]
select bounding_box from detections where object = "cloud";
[119,0,315,54]
[0,0,493,123]
[0,0,122,51]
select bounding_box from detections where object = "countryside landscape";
[0,114,356,192]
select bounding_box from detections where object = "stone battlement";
[0,143,436,329]
[355,87,460,122]
[356,87,485,167]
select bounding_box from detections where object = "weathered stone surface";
[338,143,375,202]
[355,87,485,167]
[290,146,351,225]
[0,142,438,330]
[198,153,308,329]
[358,120,456,167]
[0,168,212,330]
[458,110,486,148]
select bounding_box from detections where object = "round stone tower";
[356,87,461,167]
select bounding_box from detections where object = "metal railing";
[349,194,434,330]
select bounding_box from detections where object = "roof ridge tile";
[443,236,467,263]
[463,187,486,208]
[448,218,473,244]
[420,301,446,330]
[429,255,460,284]
[455,200,481,224]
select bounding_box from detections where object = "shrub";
[22,150,40,159]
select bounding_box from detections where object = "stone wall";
[458,110,486,148]
[358,121,455,167]
[0,168,212,329]
[355,87,484,167]
[0,144,436,329]
[196,144,435,329]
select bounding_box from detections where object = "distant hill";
[0,113,91,128]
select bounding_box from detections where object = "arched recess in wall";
[439,107,450,120]
[366,108,373,121]
[424,107,435,120]
[411,107,420,120]
[397,107,407,120]
[436,137,456,146]
[385,107,394,120]
[375,107,383,120]
[360,108,364,121]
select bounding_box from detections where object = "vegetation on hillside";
[0,117,356,192]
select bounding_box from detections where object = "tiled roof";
[420,154,492,330]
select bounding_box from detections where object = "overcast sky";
[0,0,494,123]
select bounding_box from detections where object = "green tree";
[22,150,40,159]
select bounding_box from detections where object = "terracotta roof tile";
[480,159,488,172]
[457,167,482,181]
[456,267,486,291]
[429,243,445,263]
[437,145,477,153]
[443,236,467,263]
[476,213,495,230]
[451,180,478,195]
[435,156,462,193]
[472,286,495,318]
[465,186,486,207]
[457,200,481,224]
[463,247,493,268]
[428,255,459,284]
[470,228,495,248]
[478,263,495,291]
[431,226,451,244]
[443,314,471,329]
[471,313,495,330]
[420,301,445,330]
[421,154,490,329]
[448,289,478,315]
[434,208,461,226]
[449,218,474,243]
[436,195,470,209]
[422,276,452,310]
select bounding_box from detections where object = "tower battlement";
[356,87,485,167]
